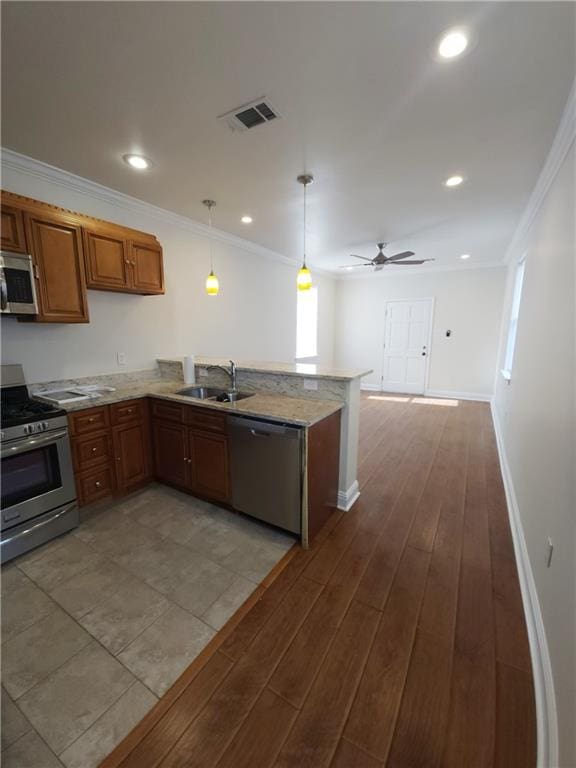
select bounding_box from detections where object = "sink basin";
[177,386,253,403]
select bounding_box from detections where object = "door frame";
[380,297,435,394]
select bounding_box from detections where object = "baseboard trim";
[361,385,492,402]
[337,481,360,512]
[490,400,558,768]
[425,388,492,402]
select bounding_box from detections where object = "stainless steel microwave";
[0,251,38,315]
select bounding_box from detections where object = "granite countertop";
[40,379,343,427]
[158,357,372,381]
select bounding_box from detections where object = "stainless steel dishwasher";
[228,416,302,535]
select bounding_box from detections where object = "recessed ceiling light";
[438,30,469,59]
[460,253,471,260]
[345,266,354,271]
[122,154,152,170]
[445,175,464,187]
[241,215,253,224]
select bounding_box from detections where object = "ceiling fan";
[339,242,434,271]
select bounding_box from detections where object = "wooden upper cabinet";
[130,241,164,294]
[83,229,164,295]
[1,204,27,253]
[24,211,89,323]
[83,227,131,291]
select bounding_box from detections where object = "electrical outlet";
[546,538,554,568]
[303,379,318,391]
[117,352,126,366]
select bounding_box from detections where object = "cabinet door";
[24,212,89,323]
[130,241,164,294]
[189,429,230,503]
[113,421,150,492]
[152,420,189,488]
[84,228,130,291]
[1,204,27,253]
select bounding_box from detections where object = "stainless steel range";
[1,365,78,563]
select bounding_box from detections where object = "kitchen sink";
[177,386,253,403]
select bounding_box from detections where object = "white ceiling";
[2,2,574,273]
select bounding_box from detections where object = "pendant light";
[296,173,313,291]
[202,199,219,296]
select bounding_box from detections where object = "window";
[502,258,526,379]
[296,286,318,360]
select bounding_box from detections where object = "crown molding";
[504,79,576,264]
[0,148,334,277]
[335,260,506,280]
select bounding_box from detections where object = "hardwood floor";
[100,393,536,768]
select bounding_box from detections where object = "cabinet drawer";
[185,406,227,434]
[77,466,115,506]
[69,406,109,436]
[150,399,184,424]
[110,399,146,425]
[72,432,112,471]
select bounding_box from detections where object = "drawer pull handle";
[95,481,102,488]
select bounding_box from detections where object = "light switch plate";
[303,379,319,391]
[117,352,126,366]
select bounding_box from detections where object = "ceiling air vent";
[218,98,282,133]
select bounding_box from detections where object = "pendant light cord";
[302,181,307,269]
[209,205,214,273]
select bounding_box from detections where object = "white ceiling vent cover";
[218,98,282,133]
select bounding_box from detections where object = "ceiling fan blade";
[338,263,372,269]
[390,259,434,265]
[385,251,415,262]
[351,254,374,262]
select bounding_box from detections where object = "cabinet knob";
[116,457,120,462]
[125,259,130,265]
[95,481,102,488]
[183,457,189,462]
[127,409,133,414]
[88,418,95,423]
[91,447,97,453]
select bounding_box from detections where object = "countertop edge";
[49,387,344,428]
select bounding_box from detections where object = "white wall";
[0,155,336,384]
[334,267,506,398]
[493,141,575,768]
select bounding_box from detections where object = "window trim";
[501,256,526,383]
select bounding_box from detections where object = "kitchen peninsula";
[31,358,371,548]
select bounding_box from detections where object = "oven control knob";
[24,425,32,435]
[42,422,49,430]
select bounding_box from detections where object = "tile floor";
[1,484,294,768]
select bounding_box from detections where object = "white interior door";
[381,299,433,394]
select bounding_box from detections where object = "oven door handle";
[0,429,69,458]
[0,269,7,311]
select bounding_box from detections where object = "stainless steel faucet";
[207,360,237,393]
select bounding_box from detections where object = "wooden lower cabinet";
[152,420,189,488]
[69,399,151,506]
[189,430,230,503]
[151,399,231,505]
[113,421,150,492]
